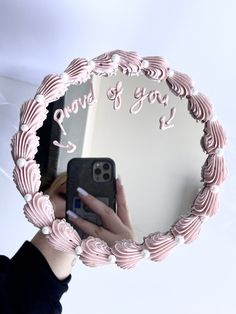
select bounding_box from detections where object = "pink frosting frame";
[11,50,227,269]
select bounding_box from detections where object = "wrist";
[31,230,77,280]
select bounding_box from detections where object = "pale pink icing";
[35,74,68,104]
[107,81,123,110]
[144,232,177,261]
[142,56,169,81]
[159,107,176,130]
[191,186,219,217]
[23,192,55,228]
[130,86,169,114]
[201,120,227,154]
[111,240,144,269]
[64,57,91,84]
[53,78,95,136]
[13,160,41,196]
[92,53,118,77]
[20,99,48,132]
[11,131,39,161]
[47,219,81,254]
[79,237,111,267]
[11,50,227,267]
[201,155,227,186]
[170,214,203,243]
[109,50,142,76]
[187,92,213,122]
[166,70,194,98]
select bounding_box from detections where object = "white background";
[0,1,236,313]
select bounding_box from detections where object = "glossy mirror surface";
[36,71,205,243]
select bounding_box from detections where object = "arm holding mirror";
[0,174,72,313]
[0,174,135,312]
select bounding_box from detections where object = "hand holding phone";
[67,176,135,247]
[66,158,117,239]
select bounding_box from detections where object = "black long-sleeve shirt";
[0,241,71,313]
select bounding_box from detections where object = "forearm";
[31,230,77,280]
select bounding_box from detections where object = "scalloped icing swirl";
[109,50,142,76]
[201,155,227,186]
[20,99,48,132]
[35,74,68,104]
[13,160,41,196]
[187,92,213,122]
[191,186,219,217]
[170,214,203,243]
[79,237,111,267]
[92,53,118,77]
[11,50,227,268]
[64,57,91,84]
[201,120,227,154]
[47,219,81,254]
[166,71,194,98]
[23,192,55,228]
[11,131,39,161]
[144,232,177,261]
[111,239,144,269]
[142,56,169,81]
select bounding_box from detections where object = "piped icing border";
[11,50,227,269]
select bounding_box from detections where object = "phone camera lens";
[103,173,110,180]
[103,163,110,170]
[95,168,101,175]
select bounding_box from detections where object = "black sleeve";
[0,241,71,314]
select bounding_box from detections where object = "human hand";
[67,178,135,247]
[45,182,67,219]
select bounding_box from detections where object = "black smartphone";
[66,157,116,239]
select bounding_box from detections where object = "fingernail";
[67,210,79,219]
[77,187,89,196]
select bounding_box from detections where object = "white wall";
[0,1,236,314]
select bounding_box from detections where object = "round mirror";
[36,71,205,243]
[12,51,227,268]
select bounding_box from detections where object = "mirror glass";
[36,71,205,243]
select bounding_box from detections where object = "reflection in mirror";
[36,71,205,243]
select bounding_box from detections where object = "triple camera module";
[93,161,112,182]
